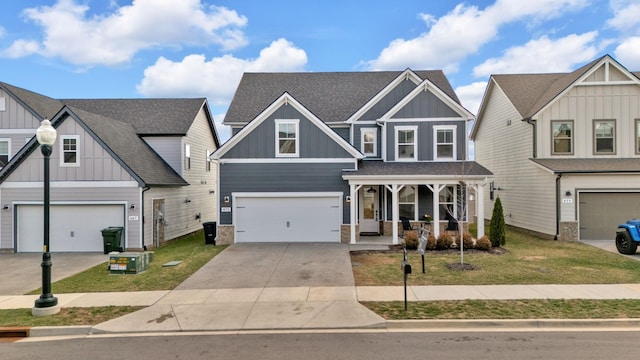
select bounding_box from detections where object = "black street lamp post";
[33,118,59,316]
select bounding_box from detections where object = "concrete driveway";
[580,239,640,261]
[0,253,108,295]
[176,243,355,290]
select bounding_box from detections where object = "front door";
[360,186,379,234]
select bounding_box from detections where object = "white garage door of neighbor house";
[17,204,125,252]
[579,192,640,240]
[234,194,342,243]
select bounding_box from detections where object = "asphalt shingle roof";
[225,70,459,124]
[343,160,493,177]
[0,82,211,186]
[531,158,640,173]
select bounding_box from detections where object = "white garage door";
[579,192,640,240]
[234,193,342,243]
[17,204,125,252]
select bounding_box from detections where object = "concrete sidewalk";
[4,284,640,334]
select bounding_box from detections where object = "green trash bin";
[101,227,124,254]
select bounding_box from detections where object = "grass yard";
[351,228,640,286]
[28,230,227,294]
[0,307,143,327]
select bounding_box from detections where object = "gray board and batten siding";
[219,162,354,225]
[221,105,355,159]
[353,124,382,158]
[358,78,417,121]
[385,120,467,161]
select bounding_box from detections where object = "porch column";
[391,184,399,245]
[476,184,485,238]
[427,183,444,238]
[349,184,361,244]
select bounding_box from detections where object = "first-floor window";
[61,135,79,166]
[594,119,615,154]
[0,139,9,168]
[399,186,416,220]
[635,119,640,154]
[439,186,455,220]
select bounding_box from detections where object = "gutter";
[522,117,536,158]
[141,186,151,249]
[555,174,561,240]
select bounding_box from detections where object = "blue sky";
[1,0,639,141]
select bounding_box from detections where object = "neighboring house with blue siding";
[213,70,492,244]
[0,82,219,252]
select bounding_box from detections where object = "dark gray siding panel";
[332,127,350,142]
[219,162,354,224]
[385,121,467,161]
[223,105,354,159]
[392,91,460,118]
[359,79,416,120]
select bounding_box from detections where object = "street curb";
[24,318,640,337]
[386,318,640,330]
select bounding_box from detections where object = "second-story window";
[275,119,299,157]
[61,135,79,167]
[395,126,417,161]
[551,120,573,155]
[594,119,615,154]
[434,126,456,160]
[0,139,10,168]
[361,128,377,157]
[184,144,191,170]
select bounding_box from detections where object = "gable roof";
[0,82,219,185]
[213,92,363,160]
[224,70,459,125]
[472,55,640,139]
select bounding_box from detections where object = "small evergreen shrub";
[436,232,453,250]
[426,233,437,250]
[404,231,419,250]
[462,231,475,249]
[476,235,492,251]
[489,196,506,247]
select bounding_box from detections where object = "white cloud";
[1,0,247,67]
[455,81,487,115]
[607,0,640,32]
[614,37,640,70]
[136,38,307,106]
[212,111,231,143]
[365,0,588,71]
[0,39,41,58]
[473,32,599,77]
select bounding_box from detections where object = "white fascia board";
[379,78,474,122]
[213,92,363,160]
[346,69,423,124]
[233,191,343,198]
[341,174,491,184]
[219,158,358,164]
[2,181,139,188]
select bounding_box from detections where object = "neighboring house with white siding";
[471,55,640,241]
[0,82,219,252]
[213,69,492,244]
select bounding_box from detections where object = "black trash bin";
[101,227,124,254]
[203,222,216,245]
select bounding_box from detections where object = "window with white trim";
[551,120,573,155]
[399,186,417,220]
[60,135,79,167]
[275,119,299,157]
[0,139,10,168]
[395,126,417,161]
[439,186,455,221]
[594,119,615,154]
[361,128,377,157]
[635,119,640,155]
[206,149,212,172]
[434,126,456,160]
[184,144,191,170]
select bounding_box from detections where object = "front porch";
[342,161,492,245]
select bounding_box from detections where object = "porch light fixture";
[33,118,59,316]
[345,195,351,203]
[565,190,572,196]
[2,204,8,210]
[130,204,136,209]
[367,187,377,193]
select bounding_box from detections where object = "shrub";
[489,196,506,247]
[462,231,475,249]
[476,235,492,251]
[426,233,437,250]
[404,231,419,250]
[436,232,453,250]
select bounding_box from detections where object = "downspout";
[555,174,561,240]
[523,117,537,158]
[141,186,151,249]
